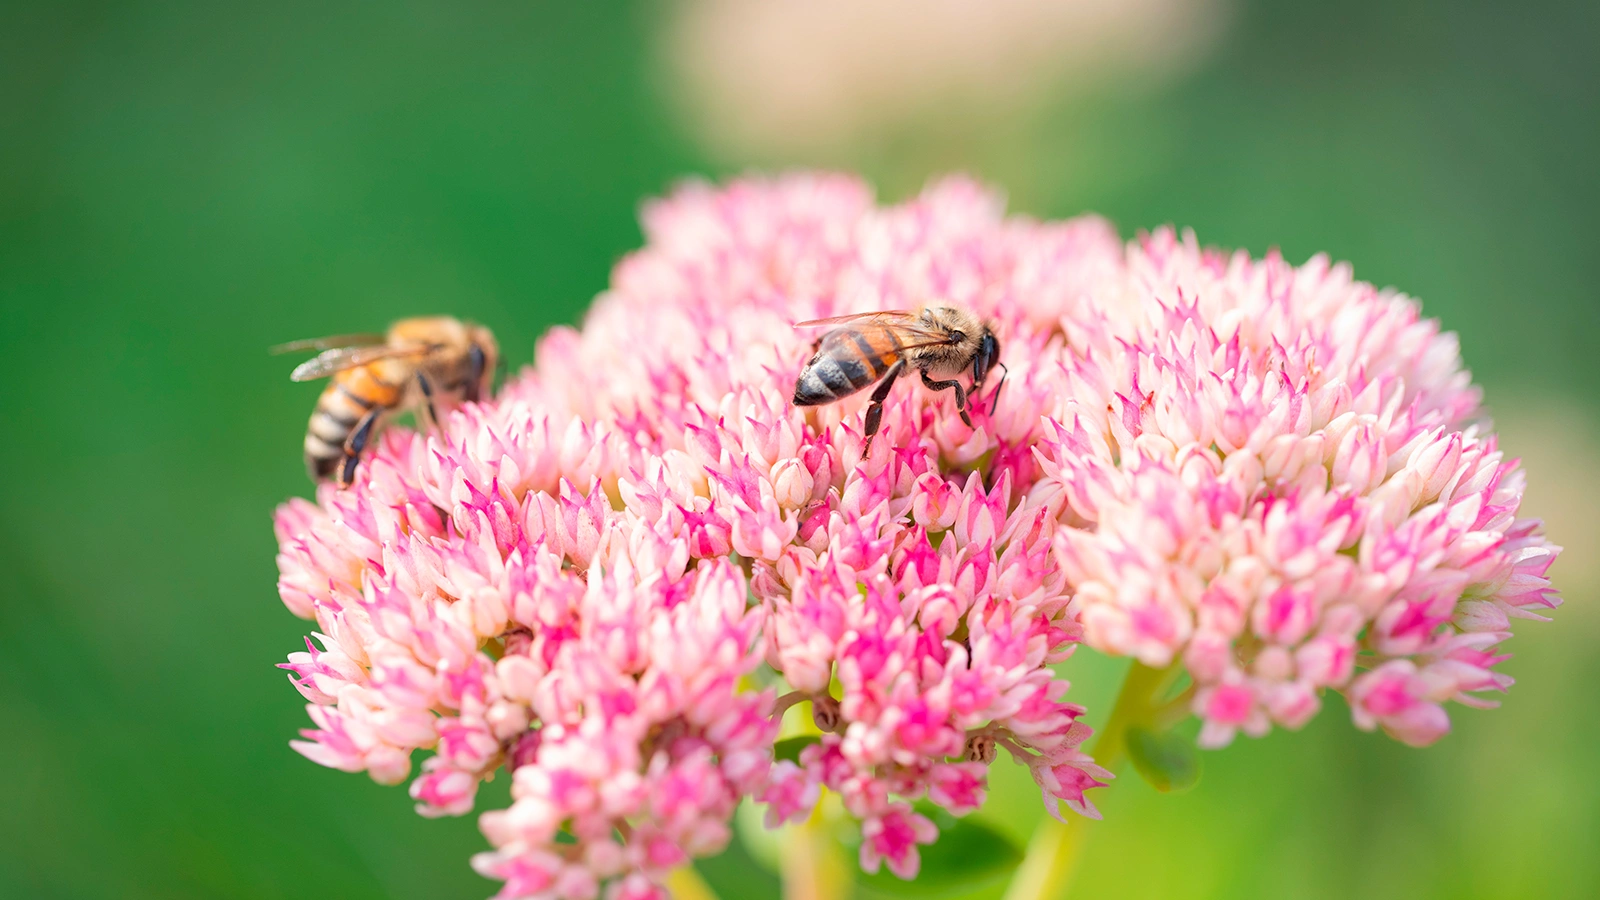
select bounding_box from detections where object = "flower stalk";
[665,866,721,900]
[1003,661,1183,900]
[779,804,851,900]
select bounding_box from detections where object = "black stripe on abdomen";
[309,410,353,442]
[793,355,874,405]
[334,382,377,409]
[304,432,344,479]
[308,454,341,479]
[850,332,887,377]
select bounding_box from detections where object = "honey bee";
[792,306,1004,448]
[273,317,499,485]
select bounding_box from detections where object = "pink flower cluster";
[276,428,777,900]
[273,173,1558,896]
[1038,230,1560,747]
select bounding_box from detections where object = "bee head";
[973,328,1000,387]
[465,323,501,403]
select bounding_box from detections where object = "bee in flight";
[792,306,1004,449]
[273,316,499,486]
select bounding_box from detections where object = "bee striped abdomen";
[303,368,397,479]
[792,325,900,406]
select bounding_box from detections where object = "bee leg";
[465,345,487,403]
[862,360,905,452]
[987,362,1010,414]
[416,373,440,429]
[920,371,972,428]
[337,408,381,487]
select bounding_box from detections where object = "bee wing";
[270,333,386,355]
[288,345,426,382]
[793,310,916,328]
[794,310,957,349]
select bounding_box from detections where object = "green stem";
[1001,661,1181,900]
[666,865,721,900]
[779,801,851,900]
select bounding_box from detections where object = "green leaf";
[773,735,821,764]
[1126,724,1202,793]
[852,809,1024,898]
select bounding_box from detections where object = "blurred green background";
[1,1,1595,898]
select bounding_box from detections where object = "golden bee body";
[792,306,1003,447]
[277,316,499,485]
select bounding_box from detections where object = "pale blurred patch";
[1493,396,1600,598]
[662,0,1230,187]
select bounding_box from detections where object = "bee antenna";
[988,362,1009,415]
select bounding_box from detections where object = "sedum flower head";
[273,173,1558,896]
[1041,230,1561,748]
